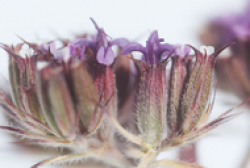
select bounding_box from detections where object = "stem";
[137,149,156,168]
[179,142,197,163]
[110,113,150,150]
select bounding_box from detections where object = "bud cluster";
[0,19,243,168]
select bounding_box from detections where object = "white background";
[0,0,250,168]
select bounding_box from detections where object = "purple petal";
[110,38,130,48]
[160,43,175,59]
[68,38,95,58]
[74,39,96,50]
[104,47,115,65]
[121,42,146,55]
[161,50,173,59]
[148,30,159,44]
[232,25,250,39]
[90,34,96,42]
[96,46,115,65]
[96,46,105,63]
[97,33,109,48]
[159,43,174,52]
[174,45,191,57]
[146,40,156,64]
[145,30,161,64]
[69,44,77,55]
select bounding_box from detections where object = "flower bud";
[136,61,168,146]
[121,31,173,146]
[7,45,25,109]
[70,61,98,132]
[88,63,117,140]
[37,64,76,141]
[181,47,214,134]
[166,45,232,146]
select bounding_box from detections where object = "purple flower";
[69,18,129,65]
[201,4,250,52]
[68,38,86,59]
[121,30,174,64]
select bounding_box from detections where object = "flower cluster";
[0,19,243,168]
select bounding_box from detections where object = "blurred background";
[0,0,250,168]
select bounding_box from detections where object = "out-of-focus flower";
[200,11,250,100]
[200,4,250,99]
[200,4,250,168]
[200,5,250,51]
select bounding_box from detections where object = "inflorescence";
[0,18,245,168]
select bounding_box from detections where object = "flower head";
[69,18,129,65]
[121,30,174,64]
[0,20,246,168]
